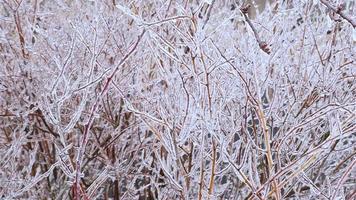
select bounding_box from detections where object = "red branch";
[73,30,146,200]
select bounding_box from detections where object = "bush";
[0,0,355,199]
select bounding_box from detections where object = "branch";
[331,160,356,200]
[73,30,146,200]
[240,4,271,54]
[320,0,356,28]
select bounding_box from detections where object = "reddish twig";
[320,0,356,28]
[73,30,145,200]
[331,159,356,200]
[240,4,271,54]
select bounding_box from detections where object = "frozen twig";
[1,0,355,199]
[240,4,271,54]
[73,30,146,200]
[320,0,356,28]
[331,160,356,199]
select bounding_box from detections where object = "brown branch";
[207,139,216,199]
[255,105,280,199]
[14,12,28,58]
[320,0,356,28]
[198,157,205,200]
[240,4,271,54]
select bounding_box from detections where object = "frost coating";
[0,0,355,199]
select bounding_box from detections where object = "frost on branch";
[0,0,355,199]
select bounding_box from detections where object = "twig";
[240,4,271,54]
[225,151,264,200]
[255,105,280,199]
[207,139,216,199]
[14,12,28,58]
[202,0,216,29]
[198,142,205,200]
[73,30,146,200]
[331,159,356,200]
[320,0,356,28]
